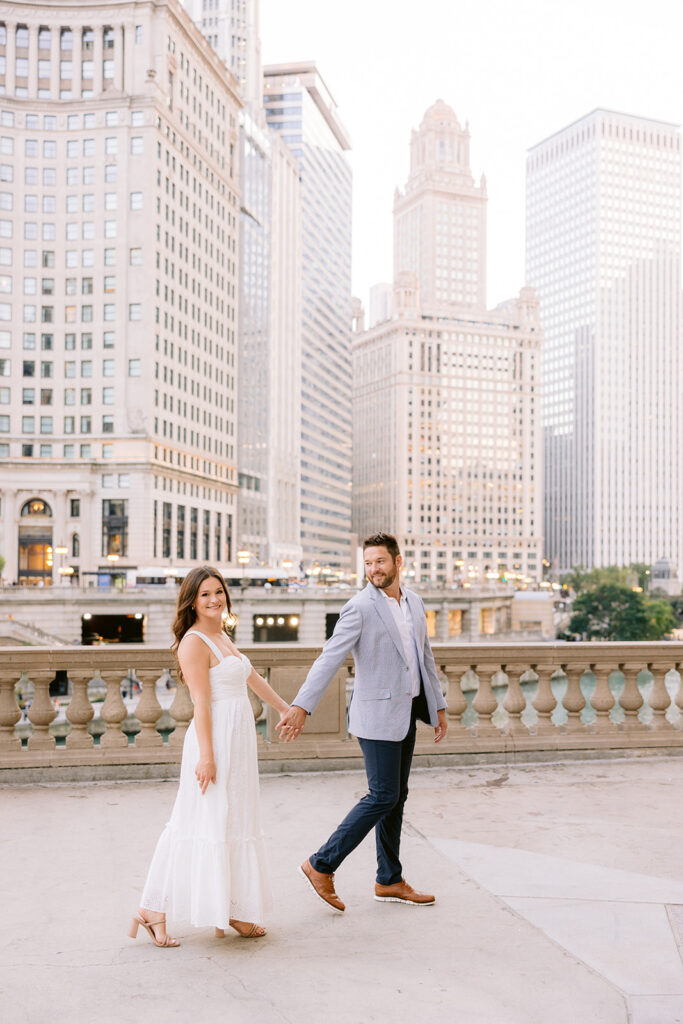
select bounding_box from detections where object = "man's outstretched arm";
[277,602,362,742]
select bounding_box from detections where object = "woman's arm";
[178,636,215,794]
[246,666,289,717]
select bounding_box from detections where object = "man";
[277,532,448,912]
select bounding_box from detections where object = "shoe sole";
[374,896,435,905]
[297,865,345,914]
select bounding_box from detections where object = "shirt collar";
[379,585,406,602]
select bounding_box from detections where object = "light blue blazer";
[292,582,447,741]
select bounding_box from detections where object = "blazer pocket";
[358,689,391,700]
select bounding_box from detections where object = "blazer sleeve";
[291,600,363,715]
[419,597,448,711]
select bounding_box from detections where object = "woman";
[128,565,295,947]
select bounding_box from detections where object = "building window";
[70,498,81,518]
[162,502,172,558]
[102,498,128,557]
[177,505,185,559]
[128,359,141,377]
[129,304,142,321]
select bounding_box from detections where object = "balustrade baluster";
[618,663,645,731]
[472,664,501,736]
[168,675,194,749]
[675,664,683,722]
[531,666,557,735]
[647,663,674,731]
[0,671,22,751]
[65,673,95,749]
[27,672,57,750]
[561,664,587,733]
[99,672,129,748]
[133,671,164,747]
[502,663,529,737]
[589,665,616,731]
[441,664,469,730]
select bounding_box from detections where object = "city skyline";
[260,0,683,310]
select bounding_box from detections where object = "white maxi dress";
[139,631,272,928]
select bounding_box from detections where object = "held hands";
[434,709,448,744]
[195,756,216,794]
[276,704,307,743]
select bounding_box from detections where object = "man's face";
[364,546,402,589]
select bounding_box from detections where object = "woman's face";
[193,576,227,622]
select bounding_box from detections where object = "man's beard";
[369,568,397,590]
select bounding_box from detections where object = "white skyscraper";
[182,0,262,112]
[264,62,353,572]
[185,0,303,569]
[0,1,242,586]
[526,109,682,573]
[354,102,543,586]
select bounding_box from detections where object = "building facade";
[183,0,261,113]
[526,109,682,572]
[353,101,543,586]
[264,62,353,572]
[186,0,303,571]
[0,0,242,585]
[236,111,302,568]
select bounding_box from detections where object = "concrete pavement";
[1,757,683,1023]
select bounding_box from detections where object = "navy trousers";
[309,703,419,886]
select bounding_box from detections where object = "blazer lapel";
[368,584,409,666]
[404,589,426,669]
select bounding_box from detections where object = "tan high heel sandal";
[128,913,181,948]
[214,919,266,939]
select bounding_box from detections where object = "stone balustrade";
[0,642,682,776]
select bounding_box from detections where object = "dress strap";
[184,630,225,662]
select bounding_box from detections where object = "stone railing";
[1,642,682,776]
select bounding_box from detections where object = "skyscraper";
[526,109,682,573]
[354,102,542,586]
[264,62,353,572]
[182,0,262,111]
[186,0,303,570]
[393,102,487,312]
[0,1,242,585]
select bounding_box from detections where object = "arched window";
[20,498,53,517]
[72,533,80,558]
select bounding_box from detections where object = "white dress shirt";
[380,586,422,697]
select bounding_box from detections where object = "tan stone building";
[0,0,242,585]
[353,101,543,586]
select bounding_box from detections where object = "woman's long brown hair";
[171,566,233,682]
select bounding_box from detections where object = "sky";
[260,0,683,312]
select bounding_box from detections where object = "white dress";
[140,631,272,928]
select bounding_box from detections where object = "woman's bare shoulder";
[177,632,209,659]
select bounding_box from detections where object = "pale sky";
[260,0,683,312]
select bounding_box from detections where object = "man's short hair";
[362,532,400,561]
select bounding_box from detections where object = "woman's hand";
[195,756,216,794]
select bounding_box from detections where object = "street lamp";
[54,545,68,586]
[237,550,252,588]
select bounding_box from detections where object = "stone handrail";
[0,642,681,774]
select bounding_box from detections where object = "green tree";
[568,584,676,641]
[561,565,630,594]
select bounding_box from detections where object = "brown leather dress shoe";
[298,858,345,913]
[374,879,435,905]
